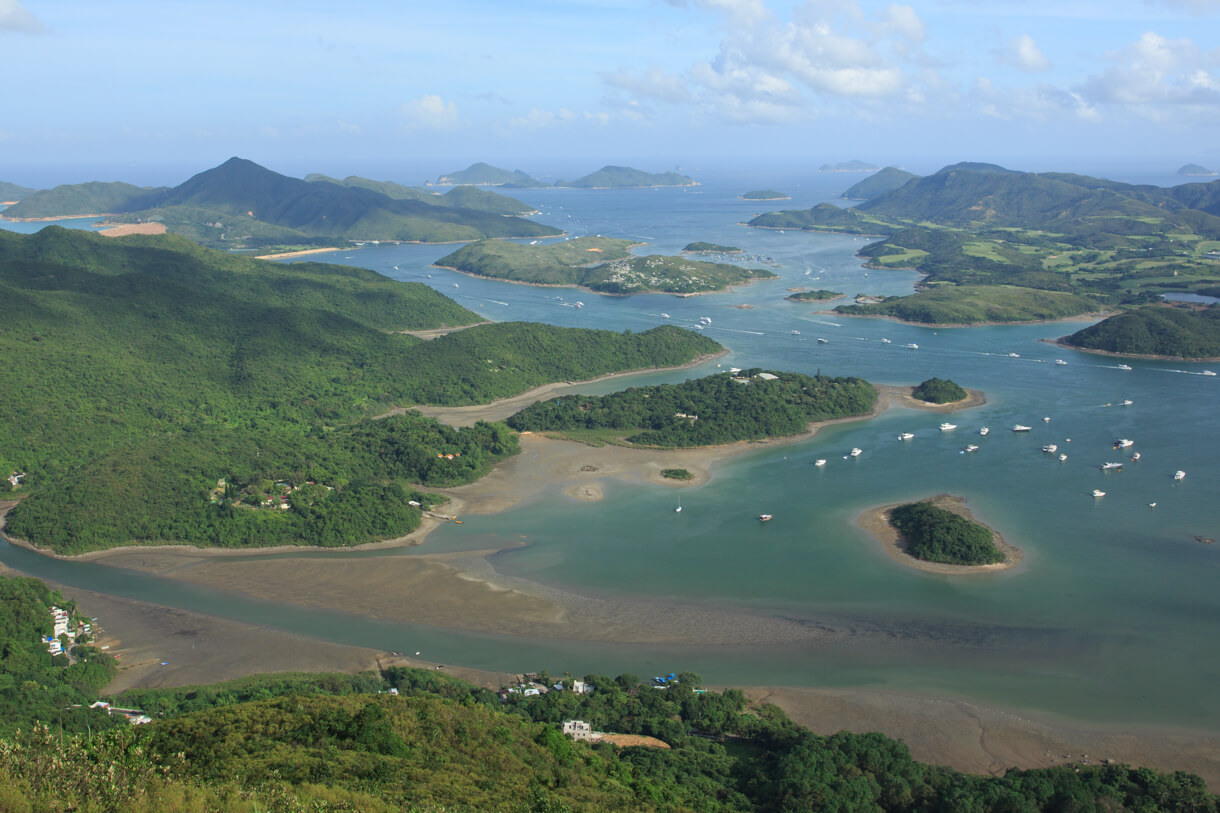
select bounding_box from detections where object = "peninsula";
[1060,303,1220,360]
[435,235,776,295]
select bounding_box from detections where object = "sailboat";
[675,496,682,513]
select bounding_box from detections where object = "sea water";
[3,172,1218,729]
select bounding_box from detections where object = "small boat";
[1042,417,1051,423]
[1117,364,1132,370]
[1174,470,1186,481]
[452,283,459,288]
[1203,370,1217,376]
[574,302,584,309]
[1130,452,1141,461]
[1148,502,1157,508]
[1059,453,1068,461]
[1092,489,1106,498]
[1100,462,1123,470]
[898,433,915,441]
[962,444,979,453]
[817,337,829,344]
[940,422,957,431]
[849,448,863,457]
[1042,444,1058,453]
[814,459,827,467]
[905,343,918,349]
[393,265,399,270]
[880,338,892,344]
[1012,425,1032,432]
[426,273,432,278]
[791,330,801,335]
[660,313,670,319]
[979,427,990,436]
[758,514,773,522]
[1008,352,1020,358]
[675,502,682,513]
[1120,399,1133,406]
[1114,439,1134,448]
[1055,359,1068,366]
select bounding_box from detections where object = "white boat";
[1117,364,1132,370]
[1042,444,1058,453]
[791,330,800,335]
[452,283,459,288]
[1058,453,1068,461]
[1149,502,1157,508]
[1055,359,1068,365]
[675,502,682,513]
[849,448,863,457]
[699,317,711,324]
[1120,399,1133,406]
[1042,417,1051,422]
[1008,352,1020,358]
[939,422,957,431]
[814,459,827,467]
[1174,470,1186,481]
[574,302,584,309]
[1012,424,1032,432]
[1092,489,1106,498]
[1114,439,1134,448]
[979,427,990,436]
[880,338,892,344]
[898,433,915,441]
[1100,462,1123,470]
[1131,452,1141,461]
[1203,370,1217,376]
[905,343,919,349]
[758,514,773,522]
[962,444,979,453]
[817,338,828,344]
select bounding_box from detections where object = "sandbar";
[97,222,167,237]
[857,494,1022,575]
[254,247,343,260]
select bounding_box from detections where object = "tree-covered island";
[436,235,777,295]
[889,499,1006,566]
[912,378,969,404]
[0,227,722,554]
[786,289,845,302]
[1061,302,1220,360]
[683,241,742,253]
[739,190,789,200]
[747,161,1220,326]
[507,370,877,447]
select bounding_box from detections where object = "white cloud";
[882,5,924,43]
[1003,34,1051,73]
[0,0,43,33]
[604,66,693,104]
[663,0,771,26]
[400,95,460,131]
[1077,32,1220,112]
[506,107,609,130]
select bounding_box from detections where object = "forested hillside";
[1062,304,1220,358]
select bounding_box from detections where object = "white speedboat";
[1120,399,1133,406]
[1203,370,1217,376]
[758,514,773,522]
[905,343,919,349]
[1174,470,1186,481]
[940,422,957,431]
[880,338,891,344]
[660,313,670,319]
[898,433,915,441]
[1042,444,1058,453]
[1059,453,1068,462]
[1092,489,1106,498]
[962,444,979,453]
[452,283,459,287]
[817,338,829,344]
[1012,424,1032,432]
[1114,439,1134,448]
[814,459,827,467]
[1008,352,1020,358]
[849,448,863,457]
[1100,462,1123,470]
[1042,417,1051,422]
[1131,452,1141,461]
[979,427,990,436]
[1117,364,1132,370]
[1055,359,1068,365]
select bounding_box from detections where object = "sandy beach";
[857,494,1023,575]
[253,247,343,260]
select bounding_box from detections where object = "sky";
[1,0,1218,186]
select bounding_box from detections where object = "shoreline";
[431,261,778,299]
[0,212,110,222]
[1047,337,1220,363]
[827,309,1112,329]
[856,494,1022,575]
[255,246,344,260]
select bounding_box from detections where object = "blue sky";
[1,0,1218,185]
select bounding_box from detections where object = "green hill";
[0,180,37,201]
[306,174,536,215]
[1062,304,1220,359]
[0,228,720,552]
[748,202,885,233]
[1178,163,1217,176]
[304,172,438,202]
[842,166,919,199]
[1,180,168,218]
[435,161,546,187]
[558,165,697,188]
[437,236,776,295]
[835,285,1098,324]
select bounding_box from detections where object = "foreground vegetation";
[890,501,1005,565]
[1063,303,1220,359]
[0,228,721,552]
[912,378,968,404]
[507,370,876,447]
[438,236,777,295]
[2,573,1213,811]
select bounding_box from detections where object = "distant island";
[1177,164,1217,177]
[785,289,843,302]
[683,242,741,253]
[748,161,1220,323]
[2,158,560,250]
[841,167,918,200]
[506,369,877,447]
[435,236,775,295]
[739,190,789,200]
[556,165,698,189]
[1060,303,1220,360]
[819,160,880,173]
[305,173,537,215]
[433,162,546,187]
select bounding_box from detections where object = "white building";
[562,720,593,742]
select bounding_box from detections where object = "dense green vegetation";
[7,158,561,249]
[661,468,693,480]
[842,166,919,199]
[4,644,1213,811]
[558,165,697,188]
[438,236,776,294]
[508,370,876,447]
[749,201,888,233]
[890,501,1005,565]
[1063,303,1220,358]
[912,377,968,404]
[435,162,546,187]
[739,190,788,200]
[683,241,741,253]
[0,576,124,738]
[836,285,1099,324]
[786,289,844,302]
[0,228,721,552]
[305,173,537,215]
[0,180,37,201]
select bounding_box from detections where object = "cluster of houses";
[43,605,91,656]
[209,477,334,511]
[88,701,151,725]
[500,674,592,700]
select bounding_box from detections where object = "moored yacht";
[1042,444,1058,453]
[979,427,990,436]
[849,448,863,457]
[1012,424,1032,432]
[1059,453,1068,461]
[814,459,827,467]
[1092,489,1106,498]
[1100,462,1123,470]
[1055,359,1068,365]
[898,432,915,441]
[939,422,957,431]
[962,444,979,453]
[1174,470,1186,481]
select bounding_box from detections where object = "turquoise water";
[3,174,1218,728]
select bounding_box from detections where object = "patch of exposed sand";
[98,222,167,237]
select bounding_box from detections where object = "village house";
[562,720,594,742]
